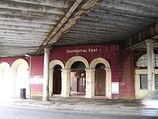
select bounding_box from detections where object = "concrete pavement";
[1,96,141,114]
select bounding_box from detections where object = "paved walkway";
[1,96,141,114]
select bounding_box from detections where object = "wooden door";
[95,69,106,96]
[53,69,61,94]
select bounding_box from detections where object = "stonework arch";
[136,54,158,68]
[0,62,11,99]
[65,56,89,69]
[90,57,111,99]
[11,59,29,97]
[90,57,110,69]
[0,62,10,70]
[49,60,64,96]
[135,54,158,99]
[12,59,29,70]
[60,56,89,97]
[49,60,64,70]
[0,62,11,77]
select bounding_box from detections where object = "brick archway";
[11,59,29,97]
[49,60,64,96]
[90,58,111,99]
[61,56,89,97]
[0,62,11,99]
[65,56,89,69]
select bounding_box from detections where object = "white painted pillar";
[85,68,95,98]
[49,69,54,96]
[61,69,70,97]
[105,68,112,99]
[43,47,51,101]
[146,39,155,96]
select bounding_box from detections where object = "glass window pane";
[155,74,158,89]
[140,74,147,89]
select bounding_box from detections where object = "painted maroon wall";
[0,57,27,66]
[0,45,134,99]
[29,56,44,78]
[119,52,135,99]
[50,45,120,82]
[0,56,44,96]
[50,45,120,98]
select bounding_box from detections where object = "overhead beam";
[101,0,158,16]
[12,0,71,9]
[125,22,158,50]
[0,0,65,15]
[36,0,101,54]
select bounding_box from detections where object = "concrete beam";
[125,22,158,50]
[36,0,101,54]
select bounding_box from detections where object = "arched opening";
[16,64,29,96]
[70,61,86,96]
[0,62,11,101]
[90,58,111,99]
[135,54,158,99]
[12,59,29,98]
[53,65,62,95]
[95,63,106,96]
[49,60,64,97]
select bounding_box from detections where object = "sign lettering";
[66,48,98,53]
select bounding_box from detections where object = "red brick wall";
[0,57,28,66]
[0,56,44,96]
[50,45,120,82]
[119,52,135,99]
[0,56,44,77]
[31,84,43,96]
[28,56,43,96]
[0,45,123,98]
[29,56,44,78]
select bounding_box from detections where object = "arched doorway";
[70,61,86,96]
[12,59,29,98]
[49,60,64,96]
[0,62,11,101]
[95,63,106,96]
[16,64,29,96]
[64,56,89,97]
[53,65,62,95]
[90,58,111,99]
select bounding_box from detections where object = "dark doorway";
[70,61,86,96]
[95,63,106,96]
[53,65,62,94]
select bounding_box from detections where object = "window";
[140,74,158,89]
[140,74,147,89]
[155,75,158,89]
[79,78,85,86]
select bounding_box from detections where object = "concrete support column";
[43,47,51,101]
[85,68,95,98]
[105,68,112,99]
[61,69,70,97]
[49,69,54,96]
[146,39,155,96]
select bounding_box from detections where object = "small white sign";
[30,77,43,84]
[112,82,119,94]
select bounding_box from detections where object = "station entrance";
[53,65,62,95]
[95,63,106,96]
[70,61,86,96]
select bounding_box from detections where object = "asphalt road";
[0,105,155,119]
